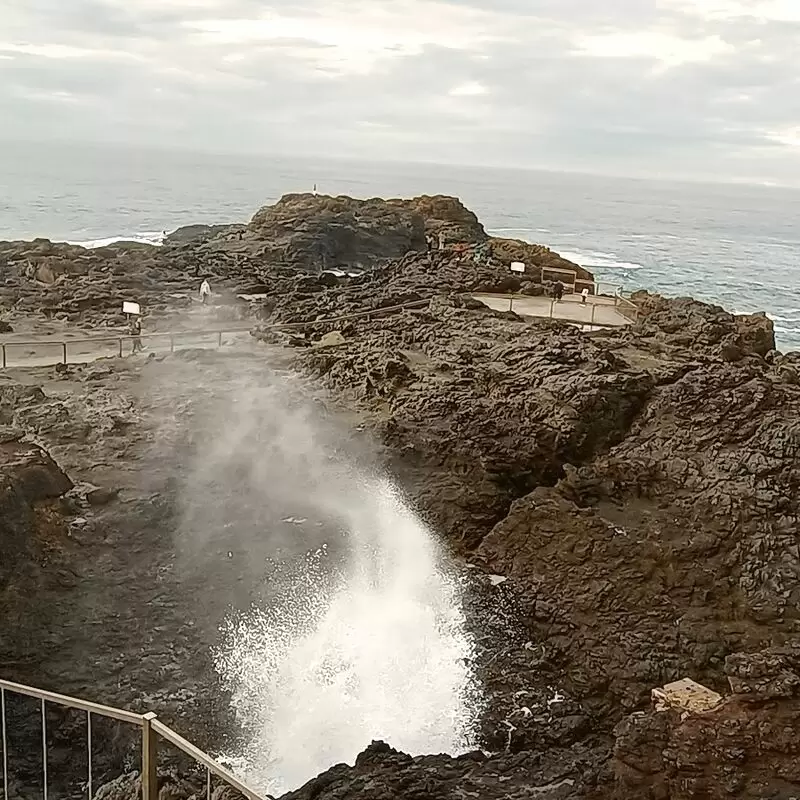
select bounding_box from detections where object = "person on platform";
[553,281,564,302]
[130,315,144,354]
[200,279,211,305]
[581,287,590,304]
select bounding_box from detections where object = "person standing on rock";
[438,231,446,251]
[200,279,211,305]
[130,315,144,354]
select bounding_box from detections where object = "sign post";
[509,262,525,312]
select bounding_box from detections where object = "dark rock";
[86,486,119,506]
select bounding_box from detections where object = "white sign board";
[510,262,526,273]
[123,301,140,316]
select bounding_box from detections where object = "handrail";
[0,678,270,800]
[0,299,434,368]
[0,291,639,368]
[151,719,267,800]
[0,678,144,725]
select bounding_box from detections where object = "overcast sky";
[2,0,800,184]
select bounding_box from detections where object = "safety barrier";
[615,296,640,323]
[477,292,635,329]
[0,300,434,369]
[0,678,268,800]
[0,293,638,369]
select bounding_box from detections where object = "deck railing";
[0,678,269,800]
[0,300,433,368]
[0,292,639,368]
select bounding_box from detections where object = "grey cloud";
[1,0,799,184]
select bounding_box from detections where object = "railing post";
[1,687,7,800]
[42,698,48,800]
[550,300,554,319]
[218,331,223,348]
[170,336,175,353]
[591,304,596,326]
[119,339,123,358]
[87,710,93,800]
[1,344,5,369]
[62,342,67,365]
[508,295,514,313]
[141,712,158,800]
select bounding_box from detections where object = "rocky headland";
[1,194,799,800]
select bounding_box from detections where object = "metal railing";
[0,678,269,800]
[0,292,638,369]
[479,292,635,329]
[0,299,434,369]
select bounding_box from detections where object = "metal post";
[87,711,93,800]
[1,688,8,800]
[217,331,223,348]
[42,698,48,800]
[61,342,67,365]
[591,304,596,326]
[170,336,175,353]
[206,767,211,800]
[141,713,158,800]
[509,295,514,313]
[119,339,123,358]
[549,300,554,319]
[2,344,5,369]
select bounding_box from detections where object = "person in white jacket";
[200,279,211,305]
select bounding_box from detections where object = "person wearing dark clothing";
[553,281,564,302]
[130,316,144,354]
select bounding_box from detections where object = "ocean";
[2,140,799,351]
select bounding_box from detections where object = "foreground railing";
[0,678,268,800]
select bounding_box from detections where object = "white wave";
[488,227,537,235]
[557,248,644,270]
[202,381,481,796]
[767,310,800,323]
[487,228,552,239]
[66,231,165,248]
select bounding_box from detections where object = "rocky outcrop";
[251,268,797,796]
[613,645,800,798]
[0,427,73,678]
[631,291,776,358]
[0,194,590,329]
[0,436,72,592]
[283,740,588,800]
[247,193,426,272]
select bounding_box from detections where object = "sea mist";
[177,367,480,795]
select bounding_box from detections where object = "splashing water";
[205,383,481,795]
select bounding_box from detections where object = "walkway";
[472,293,634,327]
[1,328,254,368]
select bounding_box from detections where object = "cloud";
[1,0,799,184]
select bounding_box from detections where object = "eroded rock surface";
[1,194,797,800]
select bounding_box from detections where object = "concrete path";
[472,293,632,327]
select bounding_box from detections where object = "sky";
[1,0,800,185]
